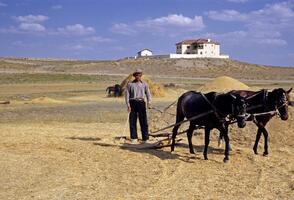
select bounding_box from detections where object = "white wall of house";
[138,49,152,57]
[200,43,220,56]
[169,53,229,59]
[177,43,220,56]
[176,44,193,54]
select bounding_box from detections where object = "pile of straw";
[199,76,250,92]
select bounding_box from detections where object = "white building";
[172,38,229,59]
[137,49,153,57]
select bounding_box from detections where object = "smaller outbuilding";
[137,49,153,57]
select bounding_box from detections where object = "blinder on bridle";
[229,94,247,119]
[275,91,289,117]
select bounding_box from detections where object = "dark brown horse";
[229,88,292,156]
[106,84,122,97]
[171,91,247,163]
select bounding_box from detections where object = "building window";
[187,46,190,49]
[200,52,202,55]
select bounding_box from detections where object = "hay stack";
[120,74,165,97]
[199,76,250,92]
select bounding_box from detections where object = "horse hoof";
[204,157,208,160]
[223,158,229,163]
[253,148,258,155]
[263,152,268,157]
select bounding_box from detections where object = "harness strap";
[200,93,225,121]
[150,110,214,134]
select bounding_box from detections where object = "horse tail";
[171,96,185,152]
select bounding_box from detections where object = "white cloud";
[12,41,24,46]
[14,15,49,23]
[207,1,294,24]
[257,38,287,46]
[205,1,294,46]
[61,44,93,51]
[51,5,62,10]
[19,23,45,32]
[0,1,7,7]
[11,40,41,48]
[206,10,247,21]
[84,36,112,43]
[204,30,287,47]
[111,14,205,36]
[110,23,138,36]
[57,24,95,36]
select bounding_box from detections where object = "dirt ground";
[0,74,293,200]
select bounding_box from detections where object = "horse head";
[272,88,292,120]
[229,94,247,128]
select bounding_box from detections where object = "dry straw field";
[0,57,293,200]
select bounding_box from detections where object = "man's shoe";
[141,139,157,144]
[131,139,138,144]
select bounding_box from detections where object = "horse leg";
[221,126,230,163]
[187,122,196,154]
[203,127,211,160]
[218,132,224,147]
[253,127,262,154]
[171,124,181,152]
[171,106,185,152]
[260,127,269,156]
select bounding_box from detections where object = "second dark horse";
[229,88,292,156]
[171,91,247,163]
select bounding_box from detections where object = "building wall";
[201,43,220,56]
[177,43,221,57]
[177,44,193,54]
[169,53,229,59]
[138,50,152,57]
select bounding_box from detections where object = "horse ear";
[287,88,292,94]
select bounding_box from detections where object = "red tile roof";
[176,38,220,45]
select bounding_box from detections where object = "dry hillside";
[0,57,294,81]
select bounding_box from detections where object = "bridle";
[248,90,289,122]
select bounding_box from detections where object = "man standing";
[125,69,152,143]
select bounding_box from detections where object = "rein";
[247,101,288,125]
[200,93,227,121]
[150,92,231,135]
[150,110,214,134]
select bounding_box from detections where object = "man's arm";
[145,83,152,108]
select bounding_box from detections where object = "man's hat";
[133,69,143,76]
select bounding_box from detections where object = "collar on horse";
[246,89,269,111]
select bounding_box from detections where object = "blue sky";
[0,0,294,66]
